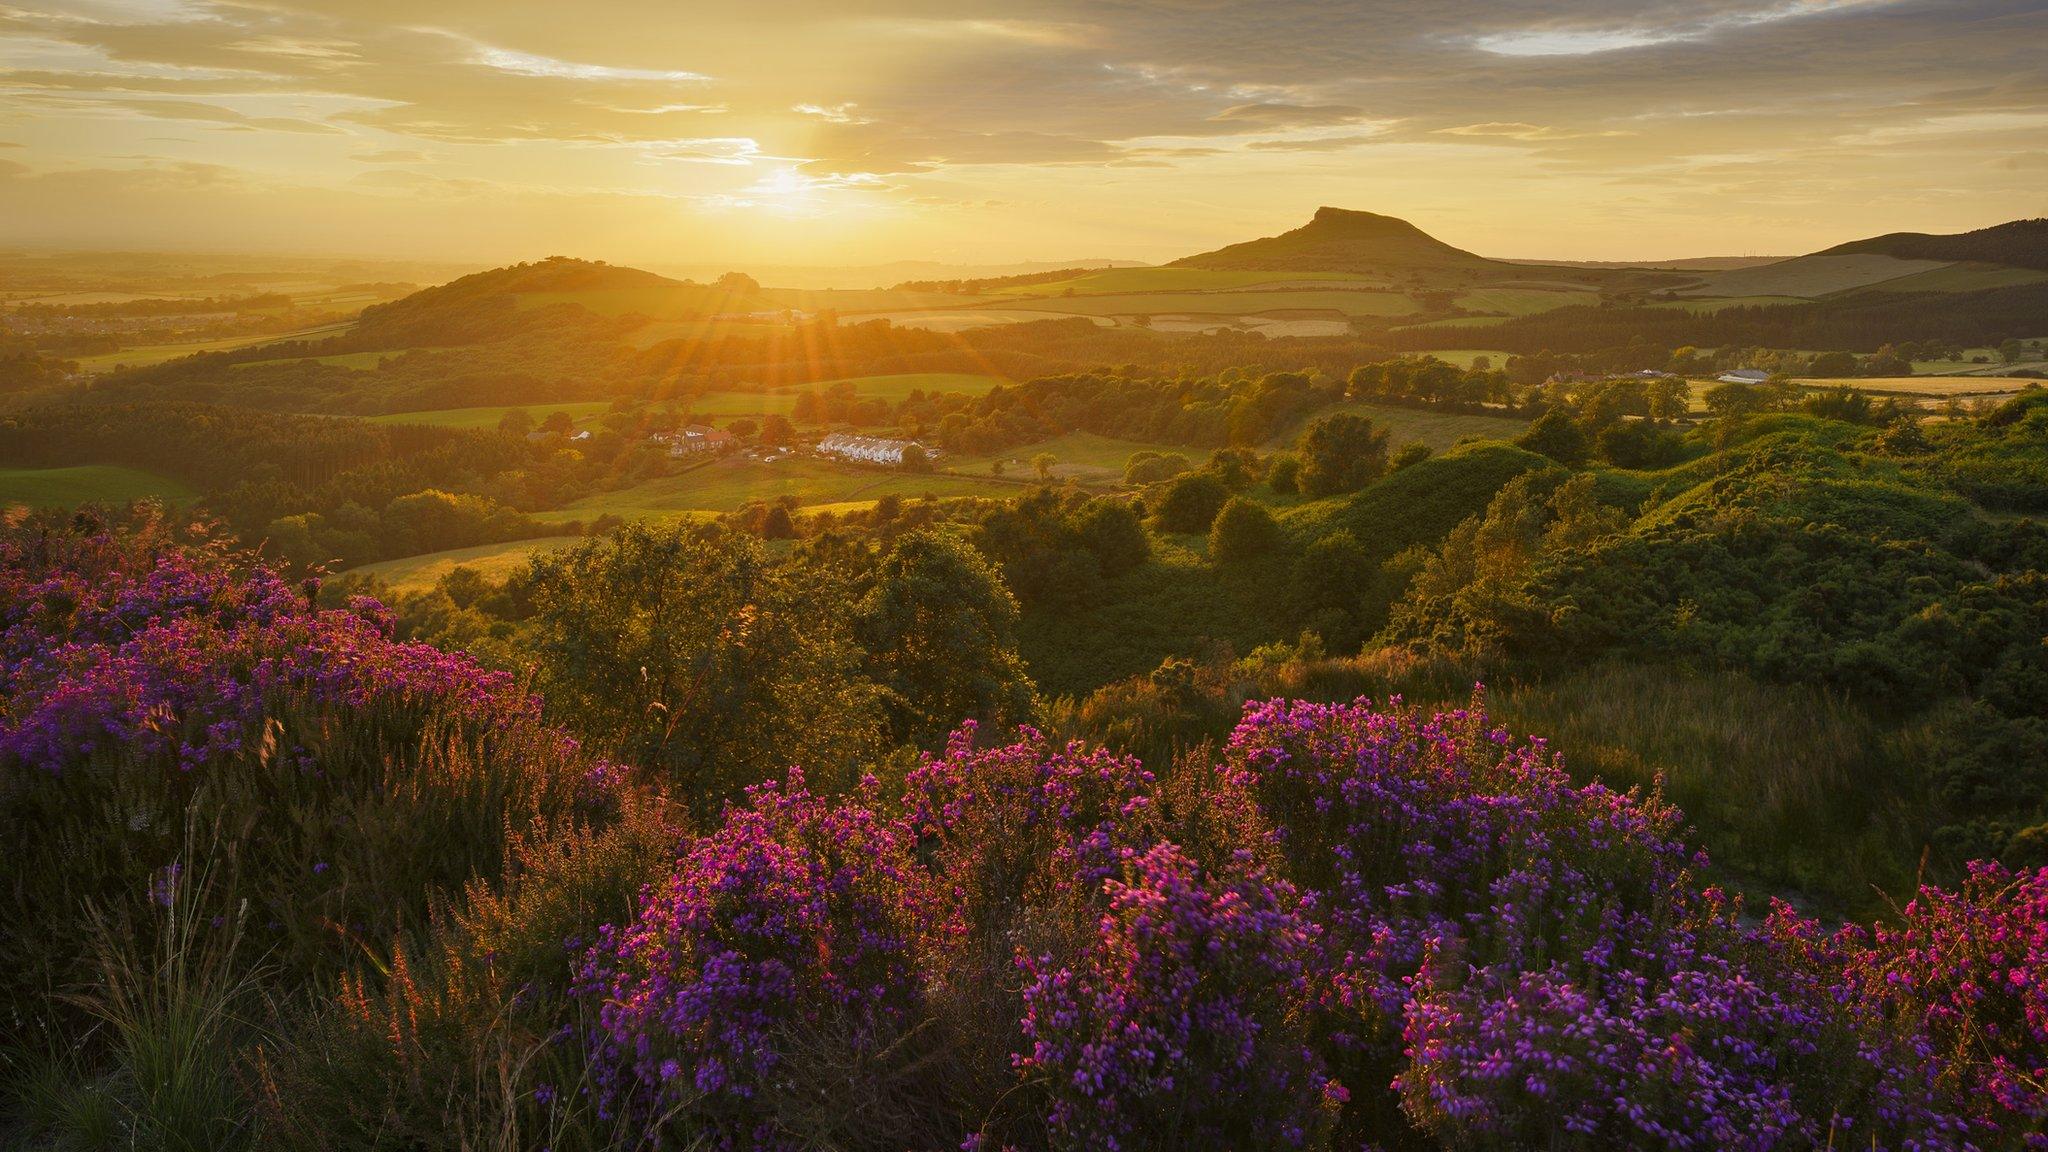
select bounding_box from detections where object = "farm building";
[816,433,930,466]
[1717,369,1772,385]
[651,424,735,457]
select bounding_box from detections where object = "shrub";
[1296,413,1390,497]
[1208,496,1282,564]
[575,772,957,1150]
[1152,472,1230,534]
[1016,843,1341,1150]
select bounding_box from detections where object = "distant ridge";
[1170,207,1501,273]
[1817,218,2048,272]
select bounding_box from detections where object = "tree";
[1392,443,1432,471]
[900,443,932,472]
[498,408,535,437]
[761,415,796,446]
[539,410,576,436]
[1266,453,1300,495]
[856,529,1037,748]
[728,417,759,439]
[1072,496,1150,577]
[714,271,761,292]
[1033,452,1058,481]
[1703,381,1770,420]
[1296,413,1391,498]
[525,524,880,811]
[1153,472,1230,534]
[1208,497,1282,565]
[1517,409,1589,465]
[2000,338,2025,365]
[760,504,796,539]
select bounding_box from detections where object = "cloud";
[101,98,345,133]
[351,149,431,163]
[1209,103,1371,129]
[467,43,708,82]
[1439,121,1626,141]
[1243,134,1383,152]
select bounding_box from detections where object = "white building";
[1716,369,1772,385]
[816,433,930,466]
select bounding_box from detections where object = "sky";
[1,0,2044,267]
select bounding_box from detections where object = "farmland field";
[1264,400,1529,452]
[1005,290,1419,318]
[1454,286,1597,316]
[70,322,355,373]
[1796,376,2041,397]
[345,536,584,594]
[368,401,613,429]
[942,431,1201,485]
[798,372,1006,400]
[850,308,1109,332]
[1677,253,1949,298]
[0,464,195,508]
[987,267,1380,297]
[536,453,1020,522]
[233,349,392,371]
[1421,349,1515,369]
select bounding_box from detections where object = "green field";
[1653,295,1808,313]
[345,537,585,595]
[1677,253,1948,299]
[989,268,1379,297]
[233,349,392,371]
[798,372,1006,400]
[942,431,1201,485]
[1421,349,1516,369]
[71,322,355,374]
[0,465,196,508]
[1006,290,1418,318]
[1265,400,1529,453]
[368,401,613,430]
[1454,286,1597,316]
[537,454,1020,522]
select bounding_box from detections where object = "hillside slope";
[1819,217,2048,271]
[1171,207,1505,274]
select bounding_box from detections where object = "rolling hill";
[1170,207,1505,275]
[1817,217,2048,271]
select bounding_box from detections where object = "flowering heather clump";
[0,523,587,777]
[1857,862,2048,1148]
[901,721,1159,927]
[1222,693,1990,1146]
[575,771,946,1150]
[1017,842,1342,1151]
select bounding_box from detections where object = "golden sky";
[2,0,2044,267]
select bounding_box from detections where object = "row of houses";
[815,433,930,466]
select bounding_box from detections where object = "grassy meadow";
[344,536,584,594]
[0,464,196,508]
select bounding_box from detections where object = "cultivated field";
[941,431,1201,485]
[536,453,1020,522]
[1005,289,1419,318]
[1264,401,1529,453]
[368,401,613,429]
[345,536,585,594]
[70,322,355,373]
[0,465,195,509]
[1798,376,2041,397]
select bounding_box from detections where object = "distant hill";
[1817,218,2048,272]
[352,257,772,344]
[1171,207,1503,274]
[1512,256,1788,271]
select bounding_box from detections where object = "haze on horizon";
[1,0,2044,269]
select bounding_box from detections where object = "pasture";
[0,465,196,509]
[1263,400,1529,453]
[70,322,355,374]
[1453,286,1596,317]
[988,267,1378,297]
[536,453,1020,522]
[1005,289,1419,318]
[943,431,1201,486]
[345,536,585,595]
[1798,376,2041,398]
[1676,253,1949,299]
[368,401,613,430]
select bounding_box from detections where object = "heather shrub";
[574,772,958,1150]
[1016,842,1342,1151]
[0,515,623,1042]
